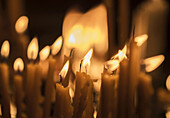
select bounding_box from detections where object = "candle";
[117,59,129,118]
[0,40,11,118]
[127,34,147,118]
[30,64,43,118]
[53,84,73,118]
[43,55,56,118]
[73,49,94,118]
[137,72,154,118]
[13,58,24,118]
[26,37,39,117]
[98,70,118,118]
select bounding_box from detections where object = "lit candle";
[0,40,11,118]
[13,58,24,118]
[98,65,119,118]
[43,36,63,118]
[15,16,29,59]
[127,34,147,118]
[138,55,164,118]
[26,37,39,117]
[53,62,73,118]
[39,45,50,78]
[73,49,94,118]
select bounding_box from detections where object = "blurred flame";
[27,37,39,60]
[105,60,119,72]
[39,46,50,61]
[13,58,24,72]
[15,16,29,34]
[69,87,74,101]
[63,4,108,56]
[1,40,10,58]
[144,55,165,72]
[166,75,170,91]
[134,34,148,46]
[166,110,170,118]
[111,45,127,62]
[51,36,63,55]
[82,48,93,68]
[59,60,69,79]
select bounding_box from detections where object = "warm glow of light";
[134,34,148,46]
[39,46,50,61]
[1,40,10,58]
[105,60,119,72]
[111,45,127,62]
[15,16,29,34]
[63,4,108,56]
[144,55,165,72]
[51,36,63,55]
[69,87,74,100]
[166,75,170,91]
[27,37,39,60]
[68,34,76,45]
[13,58,24,72]
[166,110,170,118]
[82,48,93,69]
[59,60,69,79]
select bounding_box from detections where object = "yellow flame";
[15,16,29,34]
[1,40,10,58]
[51,36,63,55]
[134,34,148,46]
[166,75,170,91]
[105,60,119,72]
[144,55,165,72]
[13,58,24,72]
[82,48,93,68]
[27,37,39,60]
[111,45,127,62]
[59,60,69,79]
[39,46,50,61]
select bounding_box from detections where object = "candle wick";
[31,50,34,59]
[80,60,82,71]
[59,75,62,83]
[70,48,74,57]
[85,66,87,74]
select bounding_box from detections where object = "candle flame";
[51,36,63,55]
[27,37,39,60]
[1,40,10,58]
[15,16,29,34]
[105,60,119,72]
[166,75,170,91]
[82,48,93,69]
[59,60,69,79]
[144,55,165,72]
[13,58,24,72]
[39,46,50,61]
[134,34,148,46]
[111,45,127,62]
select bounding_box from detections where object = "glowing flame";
[111,45,127,62]
[134,34,148,46]
[105,60,119,72]
[82,48,93,68]
[59,60,69,79]
[13,58,24,72]
[68,34,76,46]
[15,16,29,34]
[27,37,39,60]
[1,40,10,58]
[39,46,50,61]
[144,55,165,72]
[166,75,170,91]
[166,110,170,118]
[51,36,63,55]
